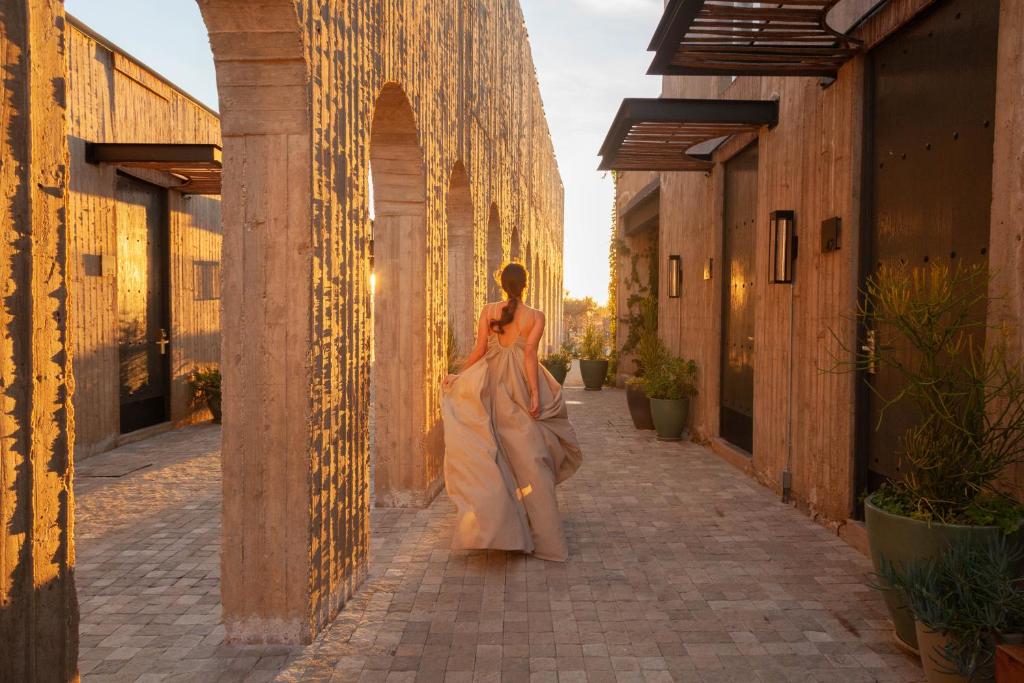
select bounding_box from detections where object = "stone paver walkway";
[76,389,923,682]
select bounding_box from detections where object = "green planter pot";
[865,496,1016,652]
[545,365,568,386]
[650,397,688,441]
[579,359,609,391]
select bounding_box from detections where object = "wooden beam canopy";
[648,0,862,78]
[86,143,222,194]
[598,98,778,172]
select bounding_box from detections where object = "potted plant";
[844,264,1024,650]
[541,342,573,385]
[189,366,222,424]
[640,353,697,442]
[578,322,609,391]
[624,297,660,430]
[875,537,1024,683]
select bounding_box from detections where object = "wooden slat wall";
[989,2,1024,492]
[67,22,222,460]
[617,0,1024,525]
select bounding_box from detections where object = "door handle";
[860,328,877,375]
[156,328,170,356]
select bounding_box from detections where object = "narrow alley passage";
[76,389,922,682]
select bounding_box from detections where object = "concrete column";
[0,1,78,679]
[198,0,362,645]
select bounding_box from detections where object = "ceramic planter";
[650,397,688,441]
[915,622,967,683]
[626,381,654,430]
[579,359,609,391]
[865,496,1015,652]
[546,365,568,386]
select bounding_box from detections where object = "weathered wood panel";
[66,20,222,459]
[990,1,1024,492]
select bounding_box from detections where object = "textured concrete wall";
[1,0,565,665]
[0,1,78,680]
[208,0,564,643]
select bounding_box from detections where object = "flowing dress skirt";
[441,337,583,561]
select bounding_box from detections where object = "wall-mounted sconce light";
[769,210,797,284]
[668,255,682,298]
[703,258,713,281]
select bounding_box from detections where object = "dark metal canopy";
[648,0,862,78]
[86,143,222,195]
[599,98,778,172]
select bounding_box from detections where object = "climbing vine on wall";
[607,172,620,383]
[608,171,619,353]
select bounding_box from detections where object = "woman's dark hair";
[490,262,528,334]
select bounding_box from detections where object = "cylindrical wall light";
[668,255,682,298]
[769,210,797,284]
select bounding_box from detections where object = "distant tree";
[563,296,611,355]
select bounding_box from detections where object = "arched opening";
[369,84,429,508]
[525,241,534,303]
[510,225,522,263]
[447,163,475,353]
[487,204,503,301]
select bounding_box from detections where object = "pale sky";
[65,0,664,305]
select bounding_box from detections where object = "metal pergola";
[86,143,223,195]
[598,98,778,172]
[648,0,862,78]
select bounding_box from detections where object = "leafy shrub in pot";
[189,366,222,424]
[838,263,1024,649]
[624,296,660,430]
[874,537,1024,682]
[639,353,697,442]
[541,343,572,385]
[578,322,609,391]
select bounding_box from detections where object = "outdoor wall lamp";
[769,210,797,284]
[668,255,682,298]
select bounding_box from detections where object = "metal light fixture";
[769,210,797,284]
[668,255,682,298]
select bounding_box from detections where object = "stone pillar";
[198,0,364,645]
[0,1,79,679]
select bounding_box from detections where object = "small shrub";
[875,537,1024,680]
[189,366,221,406]
[579,322,607,361]
[641,355,697,401]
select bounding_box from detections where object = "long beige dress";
[441,329,583,561]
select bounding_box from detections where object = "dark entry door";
[859,0,998,492]
[116,174,170,434]
[720,144,759,453]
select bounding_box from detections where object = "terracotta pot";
[915,622,968,683]
[650,397,688,442]
[579,360,608,391]
[626,382,654,430]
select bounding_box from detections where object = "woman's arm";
[524,311,546,418]
[445,306,491,390]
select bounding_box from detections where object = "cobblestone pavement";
[76,389,923,682]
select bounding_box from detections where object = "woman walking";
[441,262,583,561]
